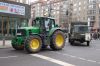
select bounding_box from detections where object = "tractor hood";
[19,26,39,30]
[18,26,40,34]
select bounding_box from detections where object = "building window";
[90,21,94,27]
[74,8,77,11]
[88,16,95,20]
[88,10,96,14]
[89,0,96,2]
[99,4,100,8]
[99,16,100,27]
[89,5,96,9]
[84,7,86,9]
[99,9,100,14]
[0,16,28,37]
[79,2,81,6]
[99,16,100,20]
[20,0,23,3]
[74,4,77,7]
[79,7,81,11]
[84,1,86,4]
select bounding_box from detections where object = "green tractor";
[11,17,65,53]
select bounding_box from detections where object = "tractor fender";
[24,33,43,45]
[29,33,42,39]
[49,28,63,37]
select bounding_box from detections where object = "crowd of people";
[92,32,100,40]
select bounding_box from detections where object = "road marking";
[31,54,75,66]
[54,52,100,64]
[0,56,18,59]
[95,49,100,51]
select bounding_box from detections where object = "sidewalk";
[0,40,12,48]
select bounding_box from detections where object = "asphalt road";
[0,40,100,66]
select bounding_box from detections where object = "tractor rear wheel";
[12,44,24,50]
[50,30,65,50]
[25,35,42,53]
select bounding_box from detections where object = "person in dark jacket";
[93,32,98,40]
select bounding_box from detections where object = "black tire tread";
[25,35,42,53]
[50,30,65,50]
[12,44,24,50]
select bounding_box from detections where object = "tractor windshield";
[32,18,41,27]
[32,17,55,31]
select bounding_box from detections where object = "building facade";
[0,0,31,39]
[31,0,69,28]
[70,0,100,32]
[69,0,88,22]
[2,0,30,4]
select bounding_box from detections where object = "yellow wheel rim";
[30,39,40,49]
[55,34,64,47]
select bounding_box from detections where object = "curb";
[0,46,11,49]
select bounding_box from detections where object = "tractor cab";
[32,17,56,33]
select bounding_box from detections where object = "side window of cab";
[50,19,55,28]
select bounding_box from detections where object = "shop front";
[0,1,31,39]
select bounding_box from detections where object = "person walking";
[98,32,100,40]
[93,32,98,40]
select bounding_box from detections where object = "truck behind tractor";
[11,17,65,53]
[68,22,91,46]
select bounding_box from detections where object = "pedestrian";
[98,32,100,40]
[93,32,98,40]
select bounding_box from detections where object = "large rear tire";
[25,35,42,53]
[50,30,65,50]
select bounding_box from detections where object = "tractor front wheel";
[25,35,42,53]
[50,30,65,50]
[12,44,24,50]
